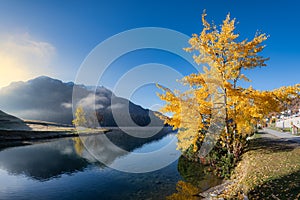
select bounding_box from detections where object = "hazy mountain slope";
[0,76,89,124]
[0,76,163,126]
[0,110,31,130]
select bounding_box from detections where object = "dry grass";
[223,132,300,199]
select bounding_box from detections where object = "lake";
[0,128,221,200]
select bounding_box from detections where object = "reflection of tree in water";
[0,128,172,181]
[74,128,172,165]
[167,180,200,200]
[76,134,125,165]
[73,137,84,156]
[167,156,222,199]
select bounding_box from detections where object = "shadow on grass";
[245,132,299,154]
[248,170,300,200]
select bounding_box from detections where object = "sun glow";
[0,33,55,88]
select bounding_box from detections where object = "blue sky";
[0,0,299,109]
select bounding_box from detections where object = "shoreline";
[0,128,110,148]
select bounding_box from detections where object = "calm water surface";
[0,129,221,200]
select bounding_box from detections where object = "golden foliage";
[72,106,87,127]
[157,11,300,155]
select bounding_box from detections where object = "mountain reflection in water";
[0,128,221,200]
[0,127,175,180]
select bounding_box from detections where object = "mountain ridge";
[0,76,163,127]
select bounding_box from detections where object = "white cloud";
[109,103,125,110]
[61,102,72,109]
[0,33,56,88]
[78,94,105,110]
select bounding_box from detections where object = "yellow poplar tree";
[72,106,87,127]
[158,12,300,159]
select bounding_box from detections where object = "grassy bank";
[0,127,110,143]
[222,132,300,199]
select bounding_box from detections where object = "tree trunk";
[224,87,231,155]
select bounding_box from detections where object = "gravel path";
[263,128,300,143]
